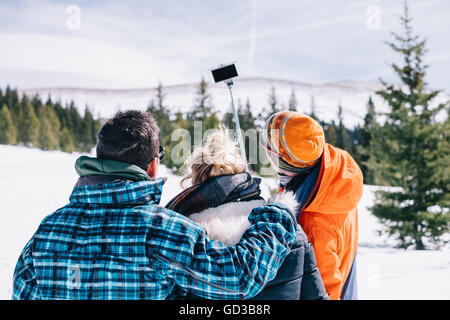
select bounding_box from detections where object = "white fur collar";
[189,192,298,246]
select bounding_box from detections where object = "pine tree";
[147,82,175,168]
[170,111,190,174]
[68,101,83,148]
[148,83,172,141]
[4,86,19,111]
[242,99,256,130]
[80,106,96,152]
[53,101,67,127]
[188,78,219,145]
[288,89,298,111]
[38,108,59,150]
[20,98,40,146]
[239,99,257,171]
[324,121,339,147]
[59,127,75,153]
[222,98,265,174]
[358,96,377,184]
[268,86,278,113]
[46,106,61,138]
[368,3,450,249]
[255,106,267,129]
[336,103,351,151]
[223,99,251,130]
[244,99,265,173]
[0,87,101,153]
[0,104,18,145]
[31,94,44,116]
[91,112,102,147]
[222,109,234,129]
[309,96,318,120]
[360,97,376,148]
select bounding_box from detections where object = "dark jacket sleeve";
[300,241,329,300]
[249,226,329,300]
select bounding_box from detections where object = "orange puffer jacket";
[298,143,363,300]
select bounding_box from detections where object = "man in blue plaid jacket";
[12,110,297,300]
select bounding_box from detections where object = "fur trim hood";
[189,192,298,246]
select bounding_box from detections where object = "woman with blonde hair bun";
[166,128,328,300]
[180,128,246,187]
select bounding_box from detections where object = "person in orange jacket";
[263,111,363,300]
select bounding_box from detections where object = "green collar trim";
[75,156,152,182]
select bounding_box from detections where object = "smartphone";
[211,63,238,83]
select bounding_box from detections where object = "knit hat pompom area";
[264,111,325,173]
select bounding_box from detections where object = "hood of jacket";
[305,143,363,215]
[75,156,152,182]
[189,192,298,246]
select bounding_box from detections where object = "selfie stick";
[226,80,249,172]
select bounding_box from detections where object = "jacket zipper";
[234,190,262,202]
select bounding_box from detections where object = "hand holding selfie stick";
[211,64,249,172]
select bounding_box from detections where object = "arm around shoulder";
[150,203,297,300]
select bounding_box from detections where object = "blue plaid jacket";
[12,177,297,300]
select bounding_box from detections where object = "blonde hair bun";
[182,128,245,187]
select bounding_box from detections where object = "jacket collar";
[75,156,152,182]
[188,191,298,246]
[166,173,263,216]
[69,177,166,206]
[189,199,266,246]
[304,143,363,214]
[74,175,133,188]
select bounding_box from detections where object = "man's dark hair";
[96,110,160,170]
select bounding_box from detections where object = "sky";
[0,0,449,92]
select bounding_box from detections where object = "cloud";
[0,32,190,88]
[0,0,449,92]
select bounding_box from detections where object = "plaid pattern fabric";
[166,173,263,216]
[12,177,296,300]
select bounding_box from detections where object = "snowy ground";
[0,145,449,300]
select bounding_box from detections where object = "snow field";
[0,146,448,299]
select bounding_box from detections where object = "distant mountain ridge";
[19,77,449,128]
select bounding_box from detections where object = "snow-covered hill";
[19,77,450,129]
[0,145,449,299]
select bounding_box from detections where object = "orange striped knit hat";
[263,111,325,173]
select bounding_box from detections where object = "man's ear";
[146,157,159,179]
